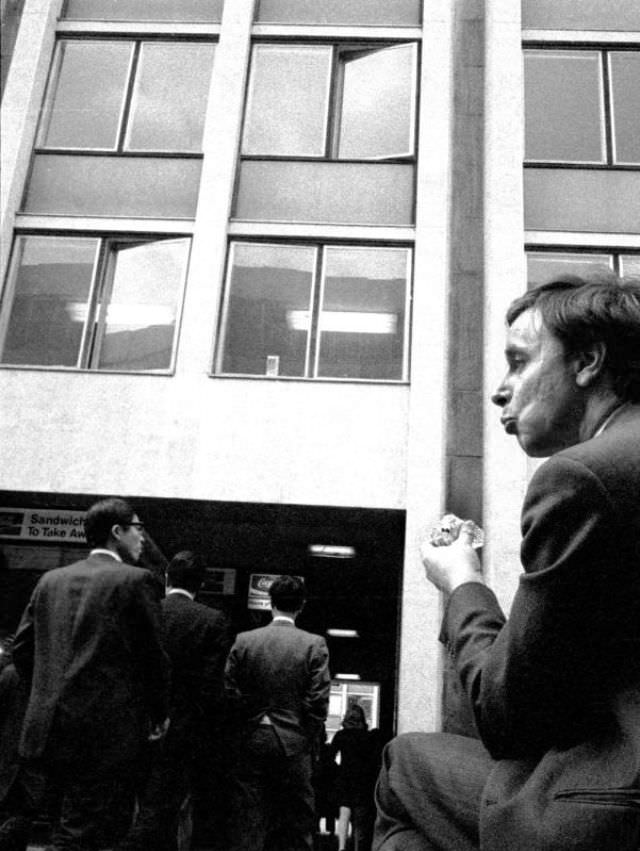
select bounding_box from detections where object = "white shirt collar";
[166,587,195,601]
[594,402,630,438]
[90,548,121,562]
[272,615,295,625]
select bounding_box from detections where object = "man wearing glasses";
[8,497,170,851]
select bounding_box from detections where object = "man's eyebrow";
[504,344,525,357]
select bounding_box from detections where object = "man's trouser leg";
[373,732,493,851]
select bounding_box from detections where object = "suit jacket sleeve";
[304,635,331,733]
[441,453,624,760]
[12,598,35,682]
[200,613,232,714]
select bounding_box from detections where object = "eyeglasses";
[127,522,145,530]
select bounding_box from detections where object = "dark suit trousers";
[227,727,315,851]
[373,733,493,851]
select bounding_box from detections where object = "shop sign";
[202,567,237,596]
[0,508,86,542]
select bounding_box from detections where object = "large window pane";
[610,52,640,166]
[64,0,223,21]
[40,41,132,149]
[97,239,189,371]
[338,45,416,159]
[316,247,409,380]
[234,160,414,225]
[24,155,201,218]
[524,51,605,163]
[257,0,420,26]
[125,43,215,152]
[526,252,613,287]
[217,244,316,377]
[522,0,640,31]
[242,46,332,157]
[620,256,640,277]
[0,237,99,366]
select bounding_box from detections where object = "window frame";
[214,239,413,383]
[0,232,191,374]
[525,241,640,282]
[523,43,640,169]
[240,39,420,164]
[35,35,217,157]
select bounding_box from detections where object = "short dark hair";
[269,575,306,613]
[84,497,135,548]
[167,551,205,593]
[507,272,640,402]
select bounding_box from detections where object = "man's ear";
[110,523,123,543]
[574,341,607,388]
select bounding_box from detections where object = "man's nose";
[491,384,508,407]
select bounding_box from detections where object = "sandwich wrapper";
[429,513,484,549]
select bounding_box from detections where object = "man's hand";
[420,522,485,594]
[148,716,170,742]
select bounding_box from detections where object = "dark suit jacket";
[13,553,170,770]
[441,404,640,850]
[224,619,330,756]
[161,592,231,740]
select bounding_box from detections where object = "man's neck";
[271,608,296,624]
[579,392,627,442]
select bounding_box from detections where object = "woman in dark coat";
[329,704,376,851]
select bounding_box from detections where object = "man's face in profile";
[492,308,585,457]
[114,515,145,564]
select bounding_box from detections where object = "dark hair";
[84,497,135,548]
[167,551,205,593]
[269,575,306,613]
[342,704,367,729]
[507,272,640,402]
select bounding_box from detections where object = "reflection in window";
[64,0,224,21]
[0,236,190,372]
[242,43,417,160]
[610,52,640,166]
[216,243,410,381]
[524,50,605,164]
[39,39,215,152]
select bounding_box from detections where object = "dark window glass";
[316,247,408,380]
[619,255,640,277]
[0,236,99,367]
[217,243,316,377]
[64,0,224,22]
[216,243,411,381]
[524,50,604,164]
[0,236,189,371]
[610,52,640,166]
[256,0,421,26]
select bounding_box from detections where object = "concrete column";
[0,0,63,281]
[175,0,256,376]
[483,0,528,611]
[396,0,454,733]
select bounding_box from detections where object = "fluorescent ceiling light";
[287,310,397,334]
[327,629,359,638]
[67,303,174,327]
[335,673,361,681]
[308,544,356,559]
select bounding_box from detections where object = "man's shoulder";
[163,594,228,625]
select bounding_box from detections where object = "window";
[216,243,411,381]
[0,236,190,371]
[243,43,417,160]
[23,39,215,218]
[522,0,640,32]
[234,42,417,225]
[524,49,640,166]
[526,250,640,286]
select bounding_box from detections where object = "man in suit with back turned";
[11,497,170,851]
[374,273,640,851]
[225,574,331,851]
